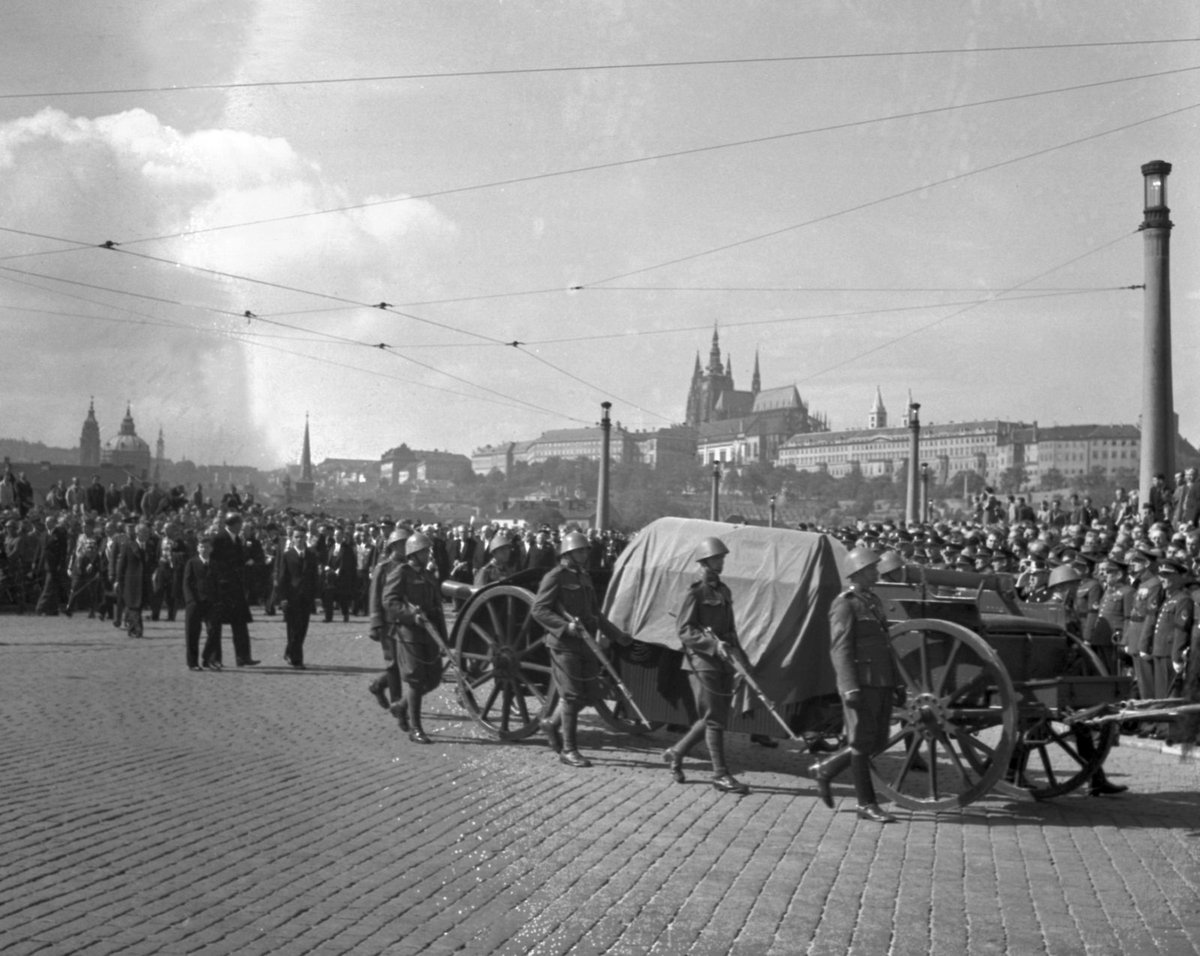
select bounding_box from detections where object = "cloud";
[0,106,458,465]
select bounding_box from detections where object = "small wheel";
[1008,636,1116,799]
[871,619,1019,812]
[452,584,553,740]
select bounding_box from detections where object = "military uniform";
[383,561,446,698]
[1130,571,1163,699]
[531,553,629,766]
[1151,588,1192,700]
[1095,580,1135,674]
[829,585,895,757]
[531,561,623,708]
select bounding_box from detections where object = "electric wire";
[2,38,1193,100]
[581,99,1200,286]
[107,63,1200,246]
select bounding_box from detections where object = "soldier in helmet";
[382,531,448,744]
[662,536,752,795]
[813,546,898,823]
[474,533,513,587]
[367,526,409,717]
[531,530,632,768]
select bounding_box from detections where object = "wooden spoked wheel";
[452,584,553,740]
[1007,636,1117,799]
[871,619,1019,811]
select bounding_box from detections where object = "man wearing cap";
[209,511,259,666]
[1071,553,1103,648]
[1128,548,1165,712]
[662,536,752,795]
[276,527,319,669]
[1095,555,1135,677]
[1150,557,1193,729]
[531,530,631,768]
[382,532,447,743]
[813,546,898,823]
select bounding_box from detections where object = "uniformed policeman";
[367,527,409,719]
[1094,554,1134,676]
[1129,548,1165,721]
[1151,557,1193,706]
[382,532,447,744]
[530,531,631,768]
[1071,553,1102,646]
[662,536,751,795]
[813,547,898,823]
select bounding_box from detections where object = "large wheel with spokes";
[1007,636,1116,799]
[871,619,1019,811]
[452,584,553,740]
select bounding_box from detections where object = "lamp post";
[1138,160,1175,509]
[905,402,921,526]
[769,494,777,528]
[919,462,929,523]
[596,402,612,533]
[710,461,721,521]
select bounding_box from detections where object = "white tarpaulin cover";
[603,517,850,706]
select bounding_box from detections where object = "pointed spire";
[119,402,137,436]
[300,414,313,481]
[751,350,761,394]
[708,322,722,372]
[869,386,887,429]
[85,396,97,422]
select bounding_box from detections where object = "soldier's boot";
[707,727,749,795]
[407,691,431,744]
[851,752,894,823]
[541,703,563,754]
[664,719,705,783]
[368,673,390,710]
[559,702,591,768]
[813,747,852,809]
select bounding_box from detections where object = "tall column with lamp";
[1138,161,1175,510]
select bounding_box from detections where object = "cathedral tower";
[294,414,315,504]
[79,398,101,467]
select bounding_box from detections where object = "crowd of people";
[4,464,1198,806]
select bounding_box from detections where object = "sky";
[1,1,1198,469]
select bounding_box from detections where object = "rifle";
[564,612,654,731]
[700,625,802,742]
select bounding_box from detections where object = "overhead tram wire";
[579,99,1200,287]
[99,64,1200,247]
[1,38,1193,101]
[0,271,587,423]
[793,232,1135,388]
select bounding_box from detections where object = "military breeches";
[687,667,734,729]
[393,627,443,695]
[549,636,600,707]
[843,687,892,756]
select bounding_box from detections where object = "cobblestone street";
[3,613,1199,955]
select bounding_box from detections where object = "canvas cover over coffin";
[603,517,851,706]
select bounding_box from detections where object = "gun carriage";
[430,517,1186,812]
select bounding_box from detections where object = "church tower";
[868,386,888,429]
[751,351,761,396]
[294,414,315,504]
[79,398,101,467]
[154,427,165,481]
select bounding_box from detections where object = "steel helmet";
[489,534,512,554]
[559,531,589,556]
[386,528,410,552]
[844,546,882,577]
[1048,564,1081,589]
[876,549,904,576]
[405,532,433,557]
[695,537,729,562]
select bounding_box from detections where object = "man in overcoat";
[209,512,258,666]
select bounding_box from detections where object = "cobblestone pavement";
[2,612,1199,956]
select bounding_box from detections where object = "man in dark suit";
[276,527,319,669]
[329,528,358,622]
[183,535,218,670]
[209,512,258,666]
[115,523,154,637]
